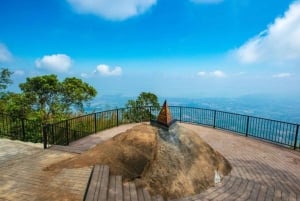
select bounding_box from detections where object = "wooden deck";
[84,165,164,201]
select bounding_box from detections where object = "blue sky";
[1,0,300,99]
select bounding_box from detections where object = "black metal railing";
[42,107,156,148]
[166,107,300,149]
[0,113,42,143]
[1,106,299,151]
[42,106,300,150]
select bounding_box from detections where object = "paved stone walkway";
[179,123,300,201]
[1,123,300,201]
[0,139,91,201]
[0,124,141,201]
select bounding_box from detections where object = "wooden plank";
[129,182,138,201]
[115,176,123,201]
[123,182,131,201]
[142,188,152,201]
[95,165,105,201]
[137,188,145,201]
[108,175,116,201]
[85,165,102,201]
[98,165,110,201]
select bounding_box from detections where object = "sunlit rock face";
[145,101,231,198]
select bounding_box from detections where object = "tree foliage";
[0,69,99,143]
[126,92,160,108]
[124,92,160,122]
[1,92,32,119]
[61,77,97,113]
[18,74,97,123]
[0,68,13,94]
[0,68,14,113]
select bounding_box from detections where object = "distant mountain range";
[85,94,300,124]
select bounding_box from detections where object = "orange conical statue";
[150,100,176,130]
[157,100,173,127]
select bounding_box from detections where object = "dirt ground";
[46,123,231,199]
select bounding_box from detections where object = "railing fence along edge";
[1,106,299,151]
[42,107,154,148]
[43,106,300,150]
[0,113,42,143]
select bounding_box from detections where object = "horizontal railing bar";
[248,115,298,126]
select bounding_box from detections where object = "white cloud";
[272,73,292,78]
[0,43,12,62]
[35,54,72,73]
[197,70,226,78]
[14,70,25,76]
[211,70,226,78]
[95,64,122,76]
[235,72,246,76]
[81,73,89,78]
[197,71,206,76]
[67,0,157,20]
[234,1,300,65]
[191,0,223,4]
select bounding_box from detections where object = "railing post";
[117,109,119,126]
[51,124,54,145]
[21,119,26,141]
[213,110,217,128]
[43,124,48,149]
[149,106,152,121]
[294,125,299,150]
[65,120,69,145]
[180,106,182,122]
[94,113,97,133]
[246,116,250,137]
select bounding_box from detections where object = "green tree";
[19,74,60,122]
[0,68,13,113]
[61,77,97,113]
[0,68,13,95]
[19,74,97,123]
[1,92,33,119]
[124,92,160,122]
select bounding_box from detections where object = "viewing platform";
[1,123,299,201]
